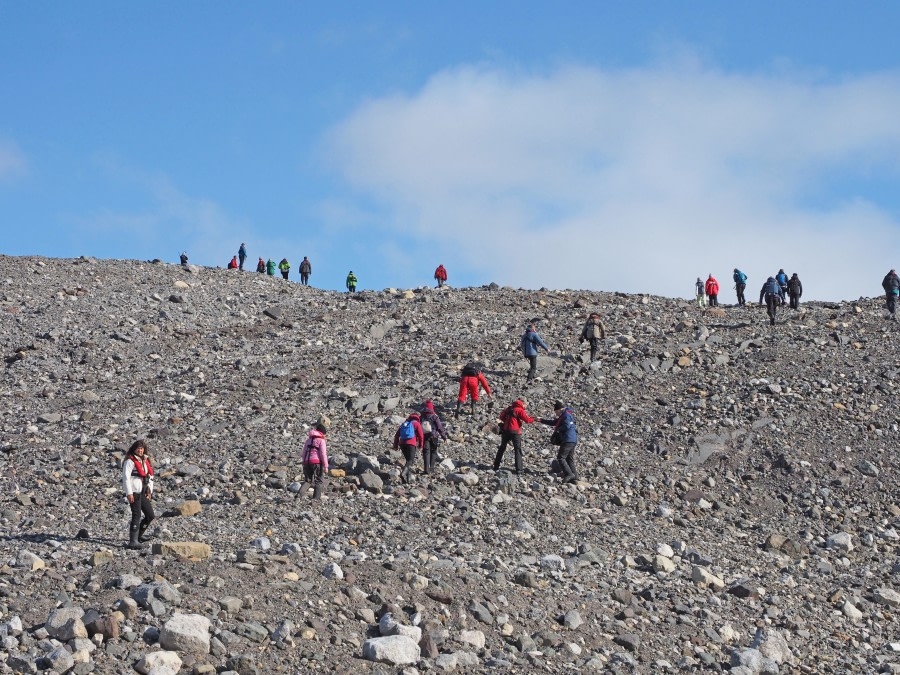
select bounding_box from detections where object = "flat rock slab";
[152,541,211,560]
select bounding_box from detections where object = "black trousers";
[557,442,577,480]
[887,293,897,316]
[239,255,246,270]
[401,444,417,482]
[128,492,154,533]
[708,294,718,306]
[526,355,537,381]
[494,432,523,473]
[789,293,800,310]
[765,294,779,325]
[301,273,309,285]
[735,283,746,306]
[281,271,289,280]
[348,285,356,292]
[422,436,440,474]
[587,338,600,361]
[300,463,325,498]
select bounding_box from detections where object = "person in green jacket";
[266,259,276,276]
[278,258,290,280]
[346,271,358,292]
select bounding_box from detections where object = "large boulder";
[362,635,421,665]
[159,613,211,656]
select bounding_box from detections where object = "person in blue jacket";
[759,276,785,326]
[520,323,549,382]
[733,268,748,306]
[775,269,788,297]
[540,402,578,483]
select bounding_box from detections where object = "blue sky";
[2,1,900,299]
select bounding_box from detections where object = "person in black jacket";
[759,277,785,326]
[787,273,803,310]
[882,270,900,320]
[419,400,448,474]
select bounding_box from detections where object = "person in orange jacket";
[434,264,448,288]
[704,274,720,307]
[456,362,491,417]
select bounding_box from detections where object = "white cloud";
[326,62,900,300]
[0,139,27,180]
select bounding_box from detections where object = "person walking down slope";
[256,257,265,273]
[882,269,900,320]
[521,324,550,382]
[434,264,448,288]
[579,312,606,362]
[238,243,247,271]
[346,271,357,292]
[456,362,492,417]
[733,268,748,306]
[279,258,290,280]
[787,273,803,310]
[299,423,329,500]
[705,275,720,307]
[420,400,448,475]
[228,256,238,270]
[299,257,312,286]
[122,439,155,550]
[266,258,276,276]
[540,402,578,483]
[759,276,785,326]
[695,278,706,307]
[494,399,534,474]
[393,413,424,483]
[776,269,788,298]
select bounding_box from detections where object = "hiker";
[266,258,276,276]
[299,422,328,500]
[179,252,188,266]
[788,273,803,310]
[434,264,448,288]
[579,312,606,362]
[346,271,357,292]
[882,269,900,319]
[279,258,290,280]
[705,274,719,307]
[494,399,534,474]
[256,257,265,273]
[540,401,578,483]
[122,439,155,550]
[456,362,492,417]
[228,256,238,270]
[759,276,785,326]
[694,278,706,306]
[733,268,748,306]
[238,243,247,271]
[393,412,424,483]
[776,269,788,297]
[521,324,550,382]
[420,400,448,475]
[299,257,312,286]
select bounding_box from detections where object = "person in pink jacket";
[393,412,424,484]
[299,423,329,500]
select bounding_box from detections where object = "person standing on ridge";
[279,257,290,280]
[228,256,238,269]
[705,274,719,307]
[122,439,155,550]
[256,257,265,273]
[393,412,424,483]
[776,269,788,297]
[494,398,534,474]
[299,257,312,286]
[456,361,491,417]
[787,273,803,310]
[346,270,357,292]
[695,278,706,307]
[299,422,328,500]
[521,323,550,382]
[266,258,276,276]
[434,264,448,288]
[420,400,448,475]
[882,269,900,320]
[733,268,748,306]
[579,312,606,362]
[759,276,785,325]
[179,252,189,265]
[238,243,247,271]
[540,401,578,483]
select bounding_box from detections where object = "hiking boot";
[138,522,155,543]
[454,402,461,418]
[126,528,147,550]
[312,485,323,500]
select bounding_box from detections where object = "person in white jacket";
[122,439,155,550]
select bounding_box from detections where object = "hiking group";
[695,268,804,326]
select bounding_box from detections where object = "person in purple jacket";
[299,423,329,500]
[420,400,448,474]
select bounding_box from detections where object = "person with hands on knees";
[393,412,424,484]
[456,362,492,417]
[299,422,329,500]
[122,439,155,550]
[540,401,579,483]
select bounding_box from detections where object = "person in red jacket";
[434,264,448,288]
[393,412,424,483]
[705,274,720,307]
[228,256,239,269]
[456,362,492,417]
[494,399,534,474]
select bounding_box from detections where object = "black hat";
[553,401,564,411]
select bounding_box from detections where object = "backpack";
[421,416,433,434]
[399,420,416,441]
[499,407,516,431]
[765,279,781,296]
[461,363,479,377]
[734,270,746,284]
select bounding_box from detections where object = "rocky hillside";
[0,255,898,674]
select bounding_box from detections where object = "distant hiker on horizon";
[434,264,448,288]
[122,439,155,550]
[238,243,247,271]
[256,257,265,273]
[695,278,706,306]
[346,270,357,292]
[456,362,491,417]
[882,269,900,320]
[393,412,424,484]
[494,398,534,475]
[179,252,188,265]
[521,323,550,383]
[705,274,719,307]
[299,256,312,285]
[540,401,578,483]
[579,311,606,362]
[760,276,785,326]
[420,400,448,475]
[299,422,328,500]
[733,268,747,306]
[776,269,788,297]
[266,258,276,276]
[228,256,238,270]
[279,258,290,280]
[788,273,803,310]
